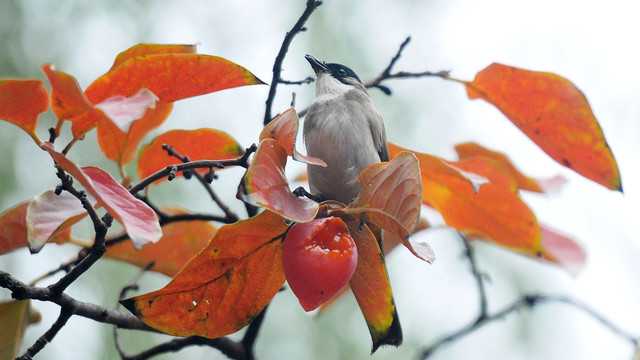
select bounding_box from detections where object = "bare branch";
[263,0,323,125]
[129,144,257,195]
[419,239,640,359]
[16,307,73,360]
[0,271,152,331]
[120,336,245,360]
[161,144,239,223]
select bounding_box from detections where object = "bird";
[303,54,389,206]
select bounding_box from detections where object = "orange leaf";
[539,225,586,275]
[353,152,422,232]
[0,79,49,144]
[241,139,318,223]
[42,143,162,248]
[26,190,92,253]
[0,202,72,255]
[464,63,621,191]
[260,108,326,166]
[342,151,433,262]
[96,102,173,166]
[0,300,41,359]
[137,128,244,183]
[444,156,519,194]
[109,44,197,72]
[455,142,567,193]
[85,53,264,104]
[42,64,159,143]
[346,221,402,352]
[121,210,288,338]
[389,142,541,255]
[41,63,101,135]
[106,207,217,277]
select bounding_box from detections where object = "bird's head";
[305,54,365,96]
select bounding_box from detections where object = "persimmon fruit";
[282,217,358,311]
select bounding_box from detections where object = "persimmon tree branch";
[128,144,257,195]
[0,271,151,332]
[263,0,322,125]
[48,166,110,295]
[419,237,640,359]
[297,36,451,118]
[160,144,239,223]
[363,36,451,95]
[16,306,73,360]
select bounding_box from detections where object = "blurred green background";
[1,0,639,359]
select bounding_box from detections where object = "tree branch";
[161,144,239,223]
[16,306,73,360]
[263,0,322,125]
[0,271,152,331]
[129,144,257,195]
[296,37,450,118]
[419,238,640,359]
[120,336,245,360]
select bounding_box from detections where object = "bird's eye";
[337,68,347,76]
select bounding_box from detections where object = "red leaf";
[241,139,318,223]
[455,142,567,194]
[121,210,288,338]
[106,207,216,277]
[389,142,541,255]
[0,79,49,144]
[0,202,72,255]
[42,143,162,248]
[346,221,402,352]
[353,152,422,232]
[137,128,244,183]
[465,63,621,191]
[260,108,326,166]
[26,190,92,253]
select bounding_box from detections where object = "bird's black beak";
[305,54,329,75]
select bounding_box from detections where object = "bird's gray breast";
[303,90,384,204]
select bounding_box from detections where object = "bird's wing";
[367,108,389,162]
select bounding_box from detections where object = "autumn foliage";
[0,42,621,358]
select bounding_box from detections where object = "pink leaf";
[540,225,586,275]
[42,142,162,248]
[240,139,318,223]
[94,88,159,133]
[26,190,94,253]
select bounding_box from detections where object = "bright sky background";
[1,1,639,359]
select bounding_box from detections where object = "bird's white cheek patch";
[315,74,352,101]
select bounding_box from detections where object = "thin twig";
[114,262,156,359]
[459,234,488,320]
[419,239,639,359]
[241,304,270,360]
[46,167,109,296]
[0,271,152,331]
[16,306,73,360]
[120,336,244,360]
[420,293,639,359]
[129,144,257,195]
[162,144,239,223]
[263,0,322,125]
[297,37,450,118]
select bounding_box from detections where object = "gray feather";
[304,78,388,205]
